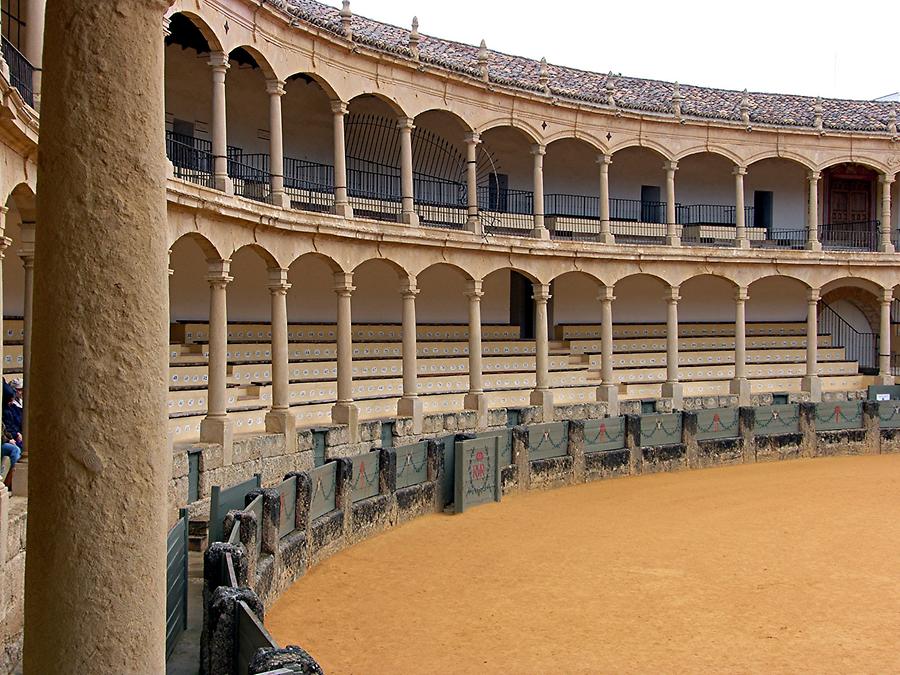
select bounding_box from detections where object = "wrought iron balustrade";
[414,175,467,230]
[609,198,667,224]
[819,220,879,252]
[544,193,601,220]
[677,204,754,226]
[284,158,334,212]
[819,302,876,372]
[477,186,534,235]
[165,131,215,189]
[0,36,33,107]
[227,154,271,203]
[750,228,808,250]
[346,166,401,222]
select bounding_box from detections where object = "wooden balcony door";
[828,178,871,225]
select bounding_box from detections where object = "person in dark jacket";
[2,378,23,445]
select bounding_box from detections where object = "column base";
[661,381,684,409]
[876,373,896,386]
[464,392,489,428]
[801,375,822,402]
[166,160,175,179]
[880,242,896,254]
[805,240,822,252]
[531,227,551,241]
[333,202,354,218]
[331,401,359,442]
[397,396,423,434]
[10,457,26,496]
[213,174,234,196]
[529,388,555,421]
[665,235,681,247]
[729,377,751,405]
[595,383,619,417]
[465,216,483,236]
[200,416,234,464]
[400,211,420,227]
[597,232,616,245]
[265,409,297,452]
[270,191,289,208]
[735,237,751,249]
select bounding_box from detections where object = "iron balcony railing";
[477,186,534,235]
[284,158,334,212]
[227,154,271,203]
[414,175,468,230]
[0,36,34,107]
[819,220,879,252]
[544,193,601,220]
[165,131,215,189]
[677,204,754,226]
[680,227,736,248]
[347,166,401,222]
[819,301,877,372]
[750,228,808,250]
[609,198,667,224]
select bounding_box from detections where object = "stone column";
[0,210,8,383]
[806,171,821,251]
[531,144,549,240]
[23,0,44,108]
[597,154,614,244]
[730,286,750,404]
[398,276,423,432]
[209,51,233,194]
[661,286,683,407]
[878,288,894,385]
[734,166,749,248]
[530,283,554,416]
[463,279,487,425]
[25,0,170,667]
[201,259,233,453]
[802,288,822,401]
[879,174,895,253]
[464,132,482,234]
[265,268,295,447]
[19,223,34,432]
[332,272,359,440]
[596,284,618,416]
[398,117,419,226]
[331,100,353,218]
[267,79,287,208]
[664,161,680,246]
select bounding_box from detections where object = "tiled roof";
[272,0,897,134]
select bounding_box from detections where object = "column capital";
[464,279,484,298]
[399,275,419,297]
[532,282,551,302]
[597,284,615,302]
[807,288,821,303]
[0,236,11,254]
[396,116,415,131]
[530,143,546,156]
[596,153,613,166]
[267,267,291,292]
[735,286,750,302]
[330,99,349,116]
[206,258,232,286]
[663,285,680,303]
[18,245,34,264]
[733,165,748,176]
[881,288,895,304]
[333,271,355,295]
[879,172,896,185]
[464,131,481,146]
[663,160,679,173]
[808,170,821,182]
[208,50,230,71]
[265,78,286,96]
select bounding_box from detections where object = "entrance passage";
[266,455,900,673]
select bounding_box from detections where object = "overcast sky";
[323,0,895,101]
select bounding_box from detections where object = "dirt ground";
[266,455,900,674]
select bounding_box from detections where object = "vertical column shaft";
[400,279,418,399]
[734,287,748,381]
[599,286,615,385]
[664,161,679,245]
[598,154,613,243]
[880,174,895,252]
[466,281,484,395]
[0,209,8,384]
[334,272,355,405]
[734,166,748,246]
[531,144,546,236]
[665,287,680,384]
[205,261,232,420]
[398,117,417,225]
[268,268,290,411]
[19,243,33,442]
[465,132,481,232]
[807,171,821,249]
[267,79,286,205]
[533,283,551,391]
[331,101,352,217]
[25,0,170,667]
[209,51,230,188]
[880,290,893,380]
[806,289,819,377]
[23,0,45,106]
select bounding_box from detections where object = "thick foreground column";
[265,267,295,447]
[661,285,683,407]
[802,288,821,401]
[463,279,487,425]
[397,275,422,431]
[730,286,750,404]
[878,289,894,385]
[595,284,618,415]
[530,283,554,416]
[25,0,170,670]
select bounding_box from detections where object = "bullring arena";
[0,0,899,671]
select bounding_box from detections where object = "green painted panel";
[815,401,863,431]
[640,413,682,447]
[478,429,513,465]
[754,404,800,436]
[528,422,569,461]
[695,407,740,441]
[351,450,381,503]
[868,384,900,401]
[245,494,263,556]
[583,417,626,454]
[236,600,278,675]
[208,474,261,543]
[187,451,200,503]
[454,436,501,513]
[440,434,456,507]
[395,442,428,489]
[276,477,297,539]
[309,462,337,521]
[165,508,189,660]
[878,401,900,428]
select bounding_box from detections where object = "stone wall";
[0,488,25,673]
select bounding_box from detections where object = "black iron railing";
[681,227,736,247]
[819,301,876,372]
[228,154,271,203]
[750,228,808,250]
[165,131,215,189]
[819,221,879,252]
[545,193,601,220]
[284,158,334,212]
[346,167,401,222]
[677,204,754,226]
[414,175,467,230]
[477,186,534,234]
[613,221,670,245]
[1,36,33,107]
[609,198,667,224]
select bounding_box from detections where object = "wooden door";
[829,178,871,224]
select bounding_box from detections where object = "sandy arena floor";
[266,455,900,673]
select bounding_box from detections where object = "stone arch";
[543,131,608,154]
[817,156,889,174]
[745,151,816,172]
[679,274,739,323]
[611,273,671,324]
[228,244,275,322]
[543,137,604,202]
[412,109,473,134]
[608,138,674,162]
[283,71,340,102]
[5,182,36,223]
[745,275,810,322]
[476,118,542,145]
[286,252,346,324]
[352,258,410,323]
[417,262,475,324]
[347,91,409,119]
[168,233,220,322]
[674,145,743,167]
[166,10,223,52]
[549,271,606,328]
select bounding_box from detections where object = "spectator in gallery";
[1,420,20,490]
[3,378,23,444]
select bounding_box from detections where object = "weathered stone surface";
[488,408,507,428]
[358,420,380,442]
[641,444,687,474]
[249,645,324,674]
[529,456,574,490]
[753,433,803,462]
[296,429,314,453]
[584,449,631,479]
[393,417,414,437]
[325,425,348,447]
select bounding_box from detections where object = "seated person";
[2,421,20,490]
[3,378,23,445]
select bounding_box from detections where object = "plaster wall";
[169,239,209,321]
[164,45,213,143]
[480,127,535,192]
[676,153,735,207]
[2,220,25,318]
[282,77,333,166]
[744,159,807,230]
[607,147,666,202]
[225,60,269,156]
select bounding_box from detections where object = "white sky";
[322,0,895,101]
